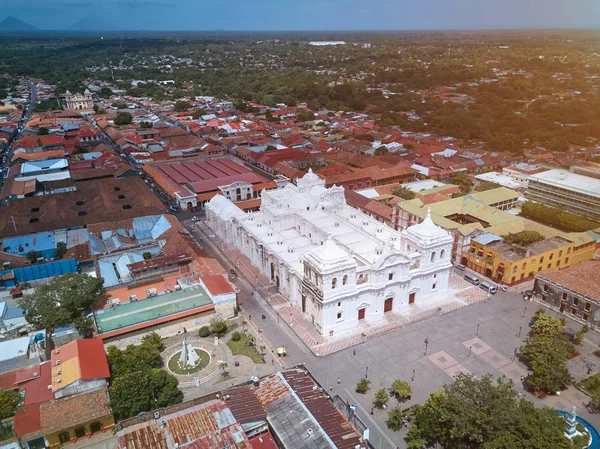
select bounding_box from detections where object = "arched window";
[332,278,337,289]
[407,244,411,252]
[512,266,517,274]
[440,249,445,259]
[342,275,348,286]
[431,252,436,263]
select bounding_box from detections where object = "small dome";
[403,208,451,246]
[304,236,356,273]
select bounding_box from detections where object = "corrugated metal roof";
[281,370,365,449]
[222,385,267,424]
[266,394,332,449]
[150,215,172,241]
[118,399,251,449]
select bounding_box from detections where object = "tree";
[141,332,164,351]
[198,326,210,337]
[391,380,412,401]
[574,325,589,345]
[54,242,67,259]
[474,181,501,192]
[374,388,389,409]
[390,185,416,200]
[210,317,228,337]
[520,311,574,393]
[356,378,371,394]
[73,145,88,154]
[0,390,20,419]
[407,373,574,449]
[107,339,163,379]
[114,112,132,126]
[26,250,42,264]
[109,368,182,421]
[219,361,229,377]
[139,121,153,129]
[142,252,152,260]
[19,273,104,331]
[451,171,473,193]
[373,146,388,156]
[386,407,405,432]
[37,127,49,135]
[174,100,190,112]
[501,231,545,247]
[73,317,94,338]
[98,87,113,98]
[521,201,598,232]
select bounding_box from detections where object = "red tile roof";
[202,275,236,296]
[40,388,112,435]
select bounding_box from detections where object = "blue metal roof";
[473,232,503,246]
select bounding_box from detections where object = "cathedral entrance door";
[358,308,366,320]
[302,295,306,313]
[409,292,416,305]
[384,298,393,313]
[275,276,280,288]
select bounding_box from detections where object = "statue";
[565,404,578,436]
[179,336,200,367]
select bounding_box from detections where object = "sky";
[2,0,599,31]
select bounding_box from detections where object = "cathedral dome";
[304,236,356,272]
[403,208,451,246]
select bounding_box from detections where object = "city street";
[185,218,600,449]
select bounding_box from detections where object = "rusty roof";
[118,399,251,449]
[281,370,365,449]
[127,253,192,273]
[221,385,267,424]
[255,374,290,407]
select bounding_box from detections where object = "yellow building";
[465,232,596,286]
[40,388,114,448]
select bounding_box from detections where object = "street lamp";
[365,366,369,379]
[424,337,429,356]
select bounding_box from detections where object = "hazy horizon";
[1,0,599,32]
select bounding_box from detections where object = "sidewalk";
[198,220,492,357]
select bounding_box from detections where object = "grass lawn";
[168,349,210,375]
[578,373,600,396]
[227,334,264,364]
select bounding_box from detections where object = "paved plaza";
[185,218,600,449]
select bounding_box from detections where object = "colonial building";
[206,170,453,337]
[532,261,600,328]
[64,90,93,111]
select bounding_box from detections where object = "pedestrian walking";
[337,378,341,384]
[370,408,374,415]
[353,349,356,356]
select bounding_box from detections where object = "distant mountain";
[0,16,39,32]
[68,15,114,31]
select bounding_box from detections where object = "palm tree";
[219,361,229,377]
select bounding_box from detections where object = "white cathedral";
[64,89,93,111]
[206,169,453,337]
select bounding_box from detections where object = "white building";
[206,170,453,337]
[64,89,93,111]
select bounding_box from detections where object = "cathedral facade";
[64,89,93,111]
[206,170,453,337]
